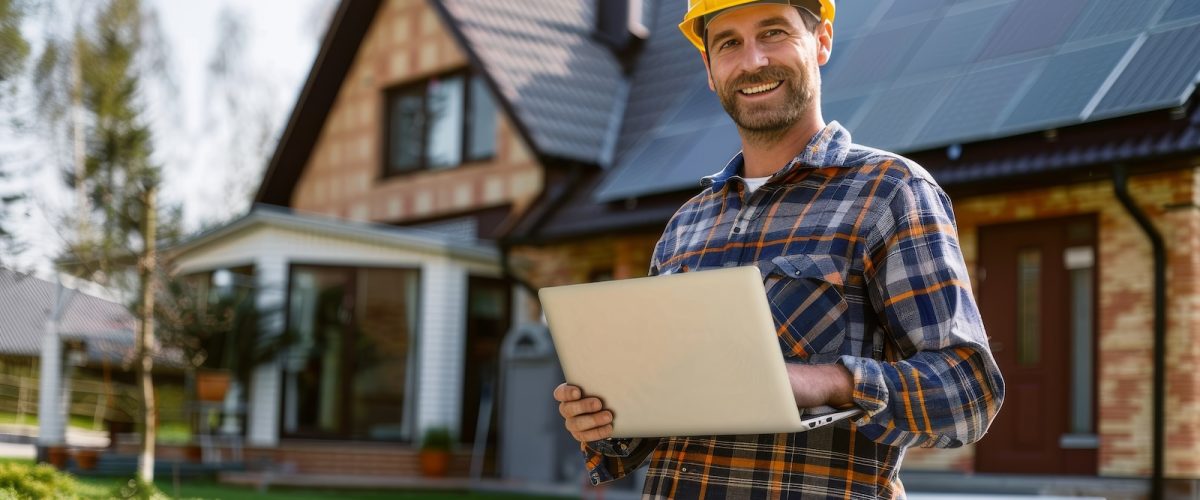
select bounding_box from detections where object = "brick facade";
[903,167,1200,478]
[290,0,542,225]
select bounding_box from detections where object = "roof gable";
[437,0,628,166]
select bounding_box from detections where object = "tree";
[54,0,179,483]
[0,0,30,264]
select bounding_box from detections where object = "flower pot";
[419,450,450,477]
[46,446,68,469]
[74,448,99,470]
[196,369,232,403]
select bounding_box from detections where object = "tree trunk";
[136,185,157,483]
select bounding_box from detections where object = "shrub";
[0,461,80,499]
[420,426,454,452]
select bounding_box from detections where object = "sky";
[2,0,334,278]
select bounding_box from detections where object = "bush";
[0,461,80,499]
[420,426,454,452]
[110,478,168,500]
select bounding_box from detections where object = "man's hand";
[554,383,614,442]
[787,363,855,408]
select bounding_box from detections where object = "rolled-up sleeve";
[840,177,1005,448]
[582,438,659,485]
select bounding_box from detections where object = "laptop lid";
[539,265,859,438]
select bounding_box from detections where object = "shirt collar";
[701,121,853,191]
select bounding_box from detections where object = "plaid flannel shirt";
[581,122,1004,499]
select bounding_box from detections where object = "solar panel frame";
[975,0,1091,61]
[901,2,1017,77]
[1066,0,1164,42]
[850,78,955,152]
[1092,23,1200,119]
[1002,39,1135,132]
[915,58,1046,149]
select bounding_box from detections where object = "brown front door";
[974,216,1097,474]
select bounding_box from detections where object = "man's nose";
[740,40,771,72]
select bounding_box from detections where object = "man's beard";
[717,64,815,144]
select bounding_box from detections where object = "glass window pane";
[1069,261,1094,434]
[351,267,419,440]
[426,75,464,169]
[389,90,424,173]
[467,76,497,161]
[284,267,351,435]
[1017,248,1041,366]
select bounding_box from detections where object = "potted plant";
[73,448,99,470]
[45,446,68,469]
[195,368,232,403]
[419,426,454,477]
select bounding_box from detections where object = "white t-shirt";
[743,176,770,194]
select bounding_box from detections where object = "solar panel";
[1162,0,1200,22]
[976,0,1090,61]
[595,132,697,201]
[1066,0,1163,42]
[821,94,870,132]
[882,0,948,26]
[664,120,742,186]
[823,20,935,91]
[902,2,1016,76]
[917,59,1044,148]
[1003,39,1134,131]
[851,79,953,151]
[833,0,889,40]
[1092,23,1200,118]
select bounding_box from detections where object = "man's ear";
[816,20,833,66]
[702,52,716,92]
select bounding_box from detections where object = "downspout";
[1111,164,1166,500]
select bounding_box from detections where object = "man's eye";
[718,39,740,50]
[763,29,787,39]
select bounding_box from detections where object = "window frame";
[381,69,497,179]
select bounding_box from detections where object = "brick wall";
[901,167,1199,478]
[289,0,542,224]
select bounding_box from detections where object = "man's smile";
[738,80,784,96]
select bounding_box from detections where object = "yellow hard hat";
[678,0,835,54]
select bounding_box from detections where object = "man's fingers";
[559,397,603,419]
[553,383,582,403]
[566,410,613,434]
[576,424,614,442]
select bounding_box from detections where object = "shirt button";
[681,467,688,473]
[733,227,741,233]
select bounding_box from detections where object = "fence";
[0,371,186,431]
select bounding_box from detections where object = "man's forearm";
[786,362,854,408]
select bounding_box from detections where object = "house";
[0,267,154,448]
[176,0,1200,494]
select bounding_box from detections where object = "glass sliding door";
[282,265,420,441]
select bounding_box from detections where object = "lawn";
[1,458,570,499]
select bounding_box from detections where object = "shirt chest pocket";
[763,254,850,361]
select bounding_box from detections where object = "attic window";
[384,71,497,176]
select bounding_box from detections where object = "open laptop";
[539,265,861,438]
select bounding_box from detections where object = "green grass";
[0,410,193,444]
[1,458,569,499]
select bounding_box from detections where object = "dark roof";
[0,268,136,360]
[255,0,383,206]
[594,0,1200,202]
[251,0,1200,243]
[438,0,627,165]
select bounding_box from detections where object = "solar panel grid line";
[1080,34,1147,119]
[1002,38,1137,132]
[1091,23,1200,119]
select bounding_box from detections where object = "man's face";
[702,3,831,134]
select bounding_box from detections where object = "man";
[554,0,1005,497]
